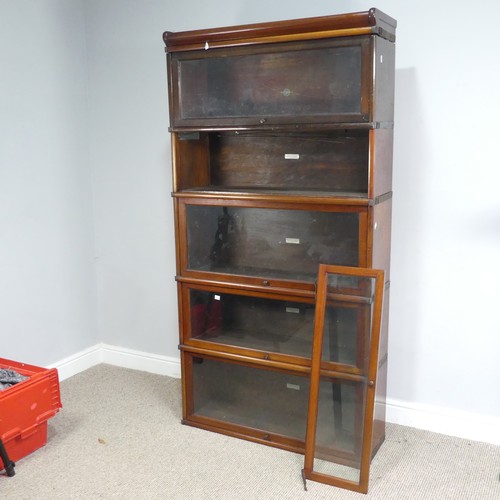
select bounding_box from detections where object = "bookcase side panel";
[373,36,396,124]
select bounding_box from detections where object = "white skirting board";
[385,397,500,446]
[49,343,181,382]
[50,345,500,446]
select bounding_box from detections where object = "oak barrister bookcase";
[164,8,396,493]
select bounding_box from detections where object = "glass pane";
[321,303,369,369]
[326,274,375,297]
[191,356,363,448]
[186,206,359,281]
[191,357,309,440]
[189,289,314,358]
[314,377,367,482]
[321,276,375,370]
[177,44,363,121]
[304,265,384,491]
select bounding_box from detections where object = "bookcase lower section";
[181,350,385,463]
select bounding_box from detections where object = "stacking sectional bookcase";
[164,8,396,493]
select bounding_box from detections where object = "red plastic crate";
[0,358,62,467]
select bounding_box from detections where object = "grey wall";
[0,0,98,364]
[84,2,177,355]
[1,0,500,424]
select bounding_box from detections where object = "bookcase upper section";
[164,9,396,130]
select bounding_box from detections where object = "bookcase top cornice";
[163,8,396,52]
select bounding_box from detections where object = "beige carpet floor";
[1,364,499,499]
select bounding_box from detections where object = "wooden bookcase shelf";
[164,7,396,494]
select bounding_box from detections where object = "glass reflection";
[186,206,359,281]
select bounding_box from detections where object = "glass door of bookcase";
[303,264,384,493]
[179,201,367,286]
[169,37,372,127]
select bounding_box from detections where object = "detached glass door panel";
[303,265,384,494]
